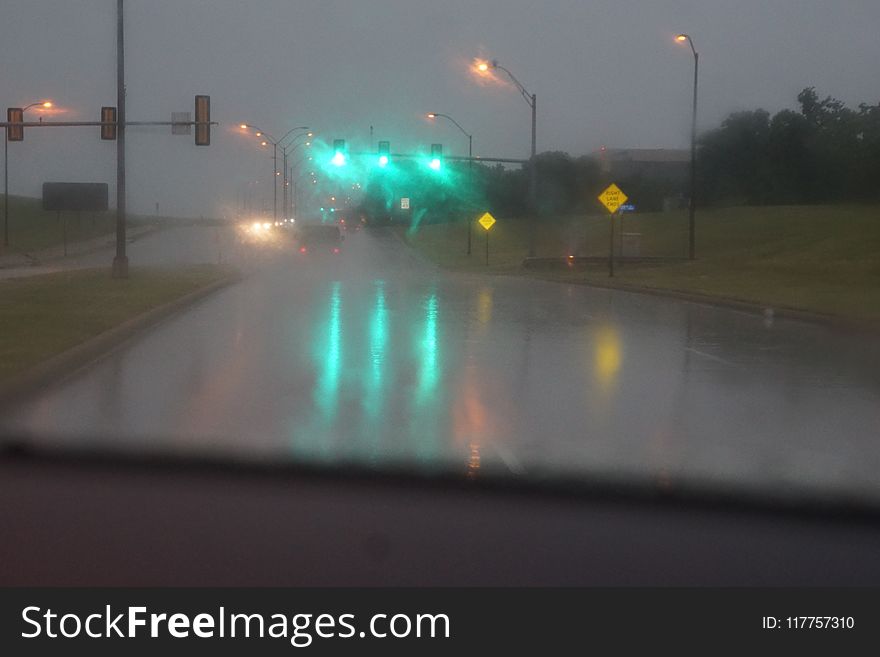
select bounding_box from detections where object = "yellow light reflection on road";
[594,325,623,388]
[476,286,493,329]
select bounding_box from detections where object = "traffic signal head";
[194,95,211,146]
[429,143,442,171]
[332,139,347,166]
[378,140,390,167]
[101,106,117,140]
[6,108,23,142]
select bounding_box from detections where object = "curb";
[0,270,242,410]
[551,276,880,333]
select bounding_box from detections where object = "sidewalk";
[0,224,161,278]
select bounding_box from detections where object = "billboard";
[42,183,109,212]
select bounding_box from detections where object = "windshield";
[1,0,879,511]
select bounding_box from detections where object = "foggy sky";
[2,0,879,217]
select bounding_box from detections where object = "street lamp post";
[479,59,537,257]
[279,132,312,221]
[676,34,699,260]
[428,112,474,254]
[3,101,53,248]
[240,125,309,222]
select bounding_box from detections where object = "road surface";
[3,225,879,505]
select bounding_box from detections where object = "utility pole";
[112,0,128,278]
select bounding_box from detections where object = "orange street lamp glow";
[427,113,437,118]
[240,123,248,129]
[41,102,53,108]
[676,34,688,42]
[261,141,268,146]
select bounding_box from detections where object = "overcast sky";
[2,0,879,217]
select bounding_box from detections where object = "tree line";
[698,87,880,205]
[357,86,880,223]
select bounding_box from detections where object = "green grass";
[0,264,236,383]
[398,205,880,321]
[1,194,163,253]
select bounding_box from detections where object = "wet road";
[3,226,880,504]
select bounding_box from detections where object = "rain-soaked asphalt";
[3,225,880,504]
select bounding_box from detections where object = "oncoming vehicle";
[296,224,343,255]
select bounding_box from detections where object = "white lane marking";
[685,347,735,366]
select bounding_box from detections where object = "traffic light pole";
[3,130,7,248]
[112,0,128,278]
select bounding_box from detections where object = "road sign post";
[478,211,496,266]
[598,183,628,278]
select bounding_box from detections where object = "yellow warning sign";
[478,212,496,231]
[597,183,628,214]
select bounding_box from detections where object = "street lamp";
[475,57,538,256]
[676,33,699,260]
[4,100,53,248]
[240,124,309,221]
[280,133,312,220]
[428,112,475,254]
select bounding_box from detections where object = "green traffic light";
[331,152,346,166]
[378,155,389,167]
[429,158,441,171]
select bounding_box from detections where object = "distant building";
[593,147,689,182]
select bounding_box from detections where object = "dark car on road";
[296,224,343,255]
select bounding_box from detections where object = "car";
[296,224,343,255]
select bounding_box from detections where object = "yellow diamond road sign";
[478,212,496,231]
[598,183,628,214]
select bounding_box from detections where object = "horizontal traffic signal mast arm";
[0,121,219,127]
[347,151,527,164]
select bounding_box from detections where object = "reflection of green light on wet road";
[365,280,388,420]
[416,293,439,404]
[316,281,342,417]
[411,291,442,463]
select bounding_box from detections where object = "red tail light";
[332,247,340,254]
[299,246,307,253]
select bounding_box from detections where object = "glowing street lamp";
[472,56,538,256]
[428,111,474,253]
[675,33,699,260]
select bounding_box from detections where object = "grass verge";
[397,204,880,322]
[0,264,237,383]
[1,194,175,253]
